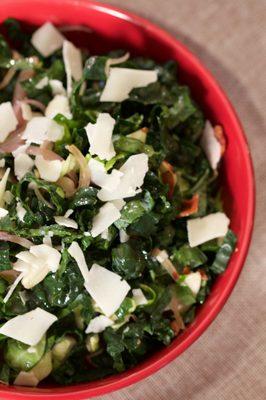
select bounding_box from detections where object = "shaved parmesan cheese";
[20,103,33,121]
[0,307,57,346]
[31,22,64,57]
[183,272,201,296]
[120,153,148,187]
[132,288,148,306]
[54,215,78,229]
[3,272,24,303]
[100,67,158,102]
[46,120,64,141]
[35,155,62,182]
[16,202,27,222]
[30,244,61,273]
[101,229,110,240]
[187,212,230,247]
[14,244,61,288]
[87,158,107,186]
[85,113,116,161]
[111,199,126,211]
[0,159,5,168]
[85,264,130,316]
[35,76,49,89]
[0,102,18,143]
[200,121,221,170]
[45,95,72,119]
[91,202,120,238]
[101,170,123,191]
[49,79,66,96]
[68,241,90,282]
[63,40,83,95]
[0,207,8,218]
[15,259,50,289]
[98,153,148,201]
[119,229,129,243]
[14,153,34,180]
[85,315,114,334]
[88,158,123,191]
[22,117,64,144]
[12,144,30,158]
[0,168,10,208]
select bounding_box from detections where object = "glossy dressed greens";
[0,19,236,386]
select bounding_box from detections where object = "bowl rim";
[0,0,255,398]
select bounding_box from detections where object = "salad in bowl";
[0,19,236,387]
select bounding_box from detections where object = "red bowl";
[0,1,255,399]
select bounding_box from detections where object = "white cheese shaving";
[100,67,158,102]
[35,155,62,182]
[49,79,66,96]
[68,241,90,283]
[0,102,18,143]
[111,199,126,211]
[12,143,30,158]
[200,121,221,170]
[85,113,116,161]
[14,259,49,289]
[0,159,5,168]
[22,117,64,144]
[88,158,107,186]
[35,76,49,89]
[62,40,83,95]
[0,168,10,208]
[0,207,8,218]
[30,244,61,273]
[16,202,27,222]
[14,244,61,288]
[85,315,114,334]
[187,212,230,247]
[97,153,148,201]
[54,215,78,229]
[45,95,72,119]
[119,229,129,243]
[183,272,202,296]
[20,102,33,121]
[100,229,110,240]
[91,202,121,238]
[0,307,57,346]
[31,22,64,57]
[88,158,123,191]
[0,207,7,224]
[3,273,24,304]
[14,153,34,180]
[132,288,148,306]
[85,263,130,316]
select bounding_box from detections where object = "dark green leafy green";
[210,230,237,274]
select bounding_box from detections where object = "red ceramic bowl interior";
[0,1,255,399]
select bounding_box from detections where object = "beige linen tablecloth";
[94,1,266,399]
